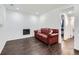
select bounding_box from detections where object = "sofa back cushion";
[41,28,51,35]
[51,29,58,33]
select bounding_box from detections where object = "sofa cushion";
[52,29,58,33]
[37,33,47,39]
[41,28,51,35]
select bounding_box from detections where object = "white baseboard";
[74,47,79,51]
[0,41,6,54]
[7,35,34,41]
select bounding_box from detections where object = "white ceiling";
[4,4,70,15]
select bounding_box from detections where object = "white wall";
[74,5,79,50]
[64,14,74,40]
[0,5,7,54]
[6,10,35,40]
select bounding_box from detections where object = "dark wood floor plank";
[1,37,79,55]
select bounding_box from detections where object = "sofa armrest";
[48,33,58,45]
[48,33,58,38]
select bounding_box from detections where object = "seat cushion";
[37,33,47,39]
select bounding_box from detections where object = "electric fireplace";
[23,29,30,35]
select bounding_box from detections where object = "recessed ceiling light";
[35,12,39,15]
[16,8,20,10]
[68,11,72,14]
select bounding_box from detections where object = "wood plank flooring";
[1,37,79,55]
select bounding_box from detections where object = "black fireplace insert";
[23,29,30,35]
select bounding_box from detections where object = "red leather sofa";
[34,28,59,45]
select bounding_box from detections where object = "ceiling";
[4,4,70,15]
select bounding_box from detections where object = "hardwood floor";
[61,38,74,55]
[1,37,79,55]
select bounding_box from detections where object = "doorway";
[61,14,65,40]
[61,13,74,41]
[60,10,75,54]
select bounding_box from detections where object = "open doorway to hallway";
[61,12,74,41]
[60,7,75,54]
